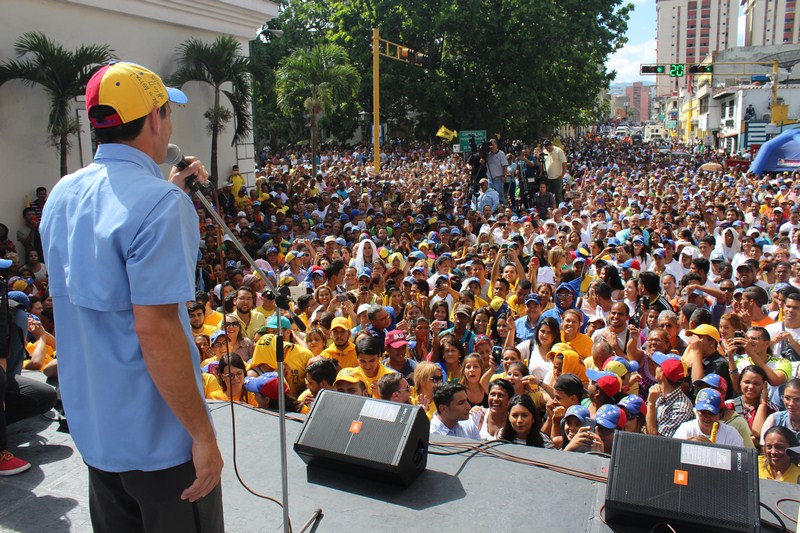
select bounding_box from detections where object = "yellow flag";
[436,125,456,141]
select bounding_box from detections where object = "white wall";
[0,0,278,248]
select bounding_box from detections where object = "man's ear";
[145,106,161,135]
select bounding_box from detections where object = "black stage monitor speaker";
[605,432,760,532]
[293,390,429,486]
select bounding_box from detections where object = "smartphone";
[585,418,597,433]
[492,346,503,365]
[360,286,368,293]
[734,330,745,355]
[336,294,348,303]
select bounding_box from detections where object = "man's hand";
[181,434,223,502]
[169,156,209,193]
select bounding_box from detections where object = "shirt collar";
[94,143,163,180]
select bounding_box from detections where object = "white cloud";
[630,0,652,5]
[607,38,657,83]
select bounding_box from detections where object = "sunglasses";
[225,322,240,327]
[431,375,443,383]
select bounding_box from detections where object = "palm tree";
[275,44,360,177]
[167,35,252,184]
[0,32,115,177]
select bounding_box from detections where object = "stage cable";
[206,185,291,531]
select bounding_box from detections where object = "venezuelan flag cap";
[85,62,187,128]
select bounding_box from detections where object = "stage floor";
[1,372,797,532]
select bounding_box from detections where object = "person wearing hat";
[281,250,308,285]
[513,293,543,344]
[248,315,314,397]
[439,304,476,354]
[320,317,358,369]
[39,63,223,527]
[618,394,647,433]
[672,388,744,446]
[645,352,694,437]
[333,368,368,396]
[383,330,416,382]
[686,324,734,400]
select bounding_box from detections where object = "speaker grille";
[605,432,759,532]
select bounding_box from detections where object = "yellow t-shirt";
[207,388,259,407]
[23,341,55,370]
[193,324,218,339]
[247,334,313,396]
[320,342,358,370]
[205,310,224,327]
[566,333,593,362]
[352,365,395,399]
[202,372,222,398]
[758,455,800,484]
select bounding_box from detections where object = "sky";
[608,0,746,84]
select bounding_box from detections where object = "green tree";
[167,35,252,183]
[275,44,360,176]
[0,32,115,177]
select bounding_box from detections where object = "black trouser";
[89,461,224,533]
[0,366,57,450]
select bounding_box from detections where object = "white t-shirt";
[517,340,552,382]
[673,419,744,447]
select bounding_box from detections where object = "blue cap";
[464,276,481,286]
[410,266,425,274]
[409,251,426,260]
[651,351,681,366]
[402,276,415,285]
[340,214,349,222]
[694,373,728,396]
[267,247,279,254]
[694,388,722,414]
[607,237,620,246]
[7,291,29,310]
[524,293,541,305]
[618,394,647,417]
[351,209,362,217]
[357,267,372,279]
[585,369,619,384]
[243,372,280,394]
[563,404,590,424]
[226,260,238,269]
[336,237,347,246]
[653,248,666,258]
[606,355,639,374]
[632,236,645,245]
[0,259,11,270]
[595,404,626,430]
[210,330,226,344]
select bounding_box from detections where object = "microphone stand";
[192,187,322,533]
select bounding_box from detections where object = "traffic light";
[688,64,713,74]
[640,65,666,75]
[399,47,425,64]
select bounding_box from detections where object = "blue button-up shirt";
[41,143,202,472]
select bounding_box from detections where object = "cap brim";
[695,402,719,415]
[167,87,188,105]
[386,341,408,348]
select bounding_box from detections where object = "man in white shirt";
[672,388,744,447]
[429,383,480,439]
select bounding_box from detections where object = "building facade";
[656,0,739,97]
[743,0,800,46]
[625,82,652,123]
[0,0,278,250]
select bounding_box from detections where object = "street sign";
[459,130,487,152]
[666,120,677,129]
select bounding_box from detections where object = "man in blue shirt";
[477,178,500,214]
[514,293,543,343]
[40,62,223,531]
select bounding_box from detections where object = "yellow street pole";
[771,60,779,124]
[372,28,381,176]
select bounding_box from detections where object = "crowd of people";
[3,130,800,486]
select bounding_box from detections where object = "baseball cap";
[464,277,481,287]
[686,324,720,342]
[210,330,226,345]
[265,315,291,329]
[85,62,188,128]
[385,330,409,348]
[356,303,371,315]
[651,351,687,382]
[357,267,372,279]
[694,388,722,415]
[284,250,305,263]
[595,404,627,430]
[555,373,587,398]
[524,293,541,305]
[653,248,666,258]
[331,317,351,332]
[455,304,473,317]
[585,369,622,398]
[402,276,415,285]
[694,373,729,397]
[587,315,606,326]
[618,394,647,417]
[334,368,367,387]
[563,405,590,425]
[736,262,754,272]
[7,291,30,310]
[243,372,287,401]
[603,356,639,376]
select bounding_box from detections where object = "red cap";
[384,329,408,348]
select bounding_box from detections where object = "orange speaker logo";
[673,470,688,486]
[349,420,363,434]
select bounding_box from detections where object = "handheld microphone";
[166,144,197,192]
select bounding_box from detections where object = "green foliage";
[275,44,360,175]
[167,35,252,182]
[252,0,632,144]
[0,31,115,176]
